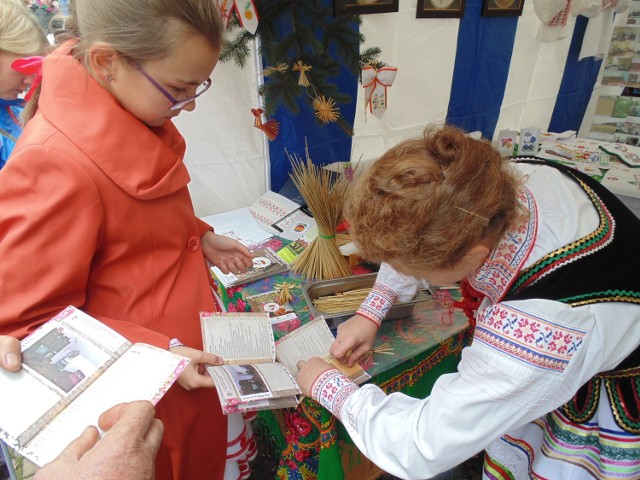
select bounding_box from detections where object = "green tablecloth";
[223,258,471,480]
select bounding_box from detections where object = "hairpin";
[455,206,489,222]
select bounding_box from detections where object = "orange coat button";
[187,236,200,252]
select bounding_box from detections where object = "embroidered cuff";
[169,338,184,349]
[356,283,398,327]
[311,368,359,422]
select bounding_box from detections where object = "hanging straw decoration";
[287,147,353,280]
[251,108,280,141]
[274,281,297,305]
[293,61,312,87]
[312,95,340,123]
[261,63,289,77]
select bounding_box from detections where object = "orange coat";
[0,42,226,479]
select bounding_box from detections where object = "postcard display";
[590,2,640,146]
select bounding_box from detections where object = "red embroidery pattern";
[357,283,398,326]
[469,187,537,304]
[475,303,585,372]
[312,369,358,421]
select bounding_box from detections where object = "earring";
[104,75,112,82]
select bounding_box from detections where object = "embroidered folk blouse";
[312,162,640,479]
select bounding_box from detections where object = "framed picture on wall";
[481,0,525,16]
[416,0,466,18]
[334,0,399,15]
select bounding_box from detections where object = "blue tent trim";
[548,15,602,133]
[446,0,519,139]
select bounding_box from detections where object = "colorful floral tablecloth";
[219,258,471,480]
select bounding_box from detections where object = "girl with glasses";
[0,0,254,479]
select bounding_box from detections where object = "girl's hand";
[201,231,253,275]
[295,357,334,398]
[329,314,379,367]
[169,346,222,390]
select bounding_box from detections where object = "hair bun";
[425,125,468,169]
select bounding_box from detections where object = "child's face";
[0,52,34,101]
[111,34,219,127]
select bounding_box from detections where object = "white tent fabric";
[174,41,268,217]
[179,0,605,216]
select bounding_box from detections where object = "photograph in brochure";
[246,290,301,333]
[200,313,369,414]
[0,307,189,467]
[210,239,289,289]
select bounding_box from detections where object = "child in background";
[0,0,47,169]
[297,125,640,479]
[0,0,253,478]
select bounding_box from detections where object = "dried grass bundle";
[312,287,371,313]
[287,148,352,280]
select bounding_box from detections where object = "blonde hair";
[0,0,47,56]
[23,0,223,121]
[346,124,522,271]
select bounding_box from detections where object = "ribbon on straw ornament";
[251,108,279,141]
[362,65,398,119]
[11,56,44,101]
[293,61,312,87]
[219,0,259,34]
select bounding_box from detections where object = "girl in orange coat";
[0,0,254,478]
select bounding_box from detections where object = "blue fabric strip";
[548,16,602,133]
[446,0,519,138]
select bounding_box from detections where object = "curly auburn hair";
[345,124,523,271]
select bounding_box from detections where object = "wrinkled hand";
[330,314,379,367]
[201,231,253,275]
[0,335,22,372]
[169,345,222,390]
[34,401,162,480]
[296,357,335,398]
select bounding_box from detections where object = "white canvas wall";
[179,1,598,215]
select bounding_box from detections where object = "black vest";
[505,159,640,432]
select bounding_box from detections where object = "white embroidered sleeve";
[312,368,359,421]
[356,263,423,326]
[328,299,640,480]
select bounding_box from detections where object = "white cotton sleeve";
[332,299,640,480]
[356,263,424,326]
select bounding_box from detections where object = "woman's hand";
[201,231,253,275]
[169,346,223,390]
[330,314,379,367]
[295,357,334,398]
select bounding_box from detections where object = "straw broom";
[287,148,352,280]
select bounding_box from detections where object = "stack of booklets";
[200,313,370,414]
[210,240,289,289]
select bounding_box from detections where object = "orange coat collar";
[39,41,191,200]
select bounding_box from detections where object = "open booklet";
[210,239,289,289]
[201,313,370,414]
[0,306,189,467]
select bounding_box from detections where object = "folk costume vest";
[505,159,640,434]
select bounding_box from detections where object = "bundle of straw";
[288,148,352,280]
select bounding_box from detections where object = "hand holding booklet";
[0,306,189,467]
[200,313,370,414]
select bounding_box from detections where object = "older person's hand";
[34,401,163,480]
[0,335,22,372]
